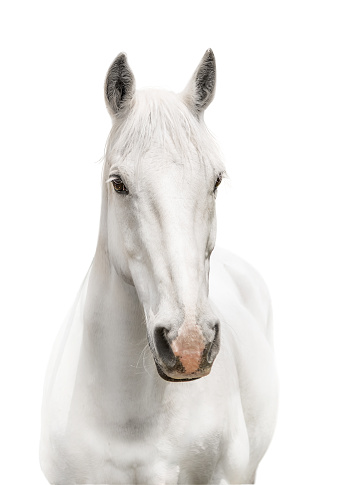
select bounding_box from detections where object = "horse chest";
[59,414,219,485]
[63,396,224,484]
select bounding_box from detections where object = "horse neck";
[81,243,164,411]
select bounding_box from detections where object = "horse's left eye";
[112,178,129,194]
[214,174,222,191]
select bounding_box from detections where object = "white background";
[1,1,355,483]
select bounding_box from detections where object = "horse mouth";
[154,360,202,382]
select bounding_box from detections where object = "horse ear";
[105,53,135,116]
[182,49,216,116]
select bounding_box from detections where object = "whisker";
[142,345,155,378]
[135,343,149,369]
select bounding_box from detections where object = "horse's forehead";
[143,144,204,169]
[110,145,214,182]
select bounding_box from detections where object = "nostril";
[154,327,176,368]
[207,323,220,364]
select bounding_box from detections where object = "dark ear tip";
[204,49,215,61]
[107,52,129,72]
[111,52,128,65]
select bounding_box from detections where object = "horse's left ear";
[105,53,136,117]
[182,49,216,116]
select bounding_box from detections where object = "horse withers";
[40,50,278,485]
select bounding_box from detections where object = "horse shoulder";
[209,247,278,477]
[40,273,90,481]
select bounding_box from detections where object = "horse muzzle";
[152,321,220,382]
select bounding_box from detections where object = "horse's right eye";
[112,178,129,194]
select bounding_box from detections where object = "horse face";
[105,51,224,381]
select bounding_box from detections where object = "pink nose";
[171,324,205,375]
[153,320,220,380]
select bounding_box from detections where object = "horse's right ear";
[105,53,135,117]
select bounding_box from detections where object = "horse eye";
[112,178,129,194]
[214,174,222,191]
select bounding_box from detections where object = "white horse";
[40,50,278,485]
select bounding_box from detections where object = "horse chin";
[154,360,204,383]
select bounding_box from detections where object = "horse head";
[102,50,225,381]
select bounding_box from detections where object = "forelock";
[105,89,224,174]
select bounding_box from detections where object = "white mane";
[105,89,225,175]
